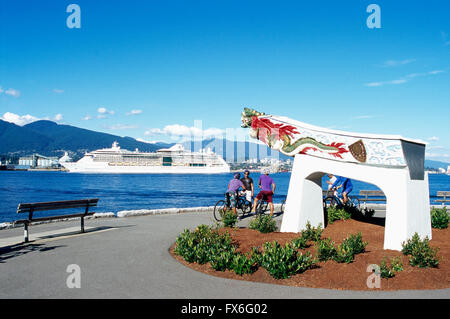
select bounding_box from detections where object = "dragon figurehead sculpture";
[241,107,368,163]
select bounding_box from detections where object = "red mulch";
[169,219,450,290]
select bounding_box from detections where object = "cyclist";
[252,168,276,217]
[240,170,254,205]
[330,175,353,205]
[226,173,247,216]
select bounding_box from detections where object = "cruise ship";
[60,142,230,174]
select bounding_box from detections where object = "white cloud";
[426,152,450,158]
[107,124,139,130]
[83,115,92,121]
[126,109,143,115]
[365,70,445,87]
[1,112,39,126]
[4,88,20,97]
[389,79,407,85]
[97,107,114,119]
[53,89,64,94]
[427,145,445,150]
[382,59,416,67]
[428,136,439,142]
[365,82,383,87]
[136,138,158,144]
[145,124,225,138]
[54,113,63,121]
[0,87,3,94]
[351,115,377,120]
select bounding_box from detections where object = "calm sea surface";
[0,171,449,223]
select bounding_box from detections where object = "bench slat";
[17,203,98,213]
[17,199,98,213]
[359,190,384,195]
[14,212,95,225]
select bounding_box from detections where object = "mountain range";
[0,119,171,159]
[0,119,448,169]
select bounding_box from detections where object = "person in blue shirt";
[330,175,353,205]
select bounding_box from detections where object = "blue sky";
[1,0,449,162]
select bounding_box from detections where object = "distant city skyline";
[1,0,449,162]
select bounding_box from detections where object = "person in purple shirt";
[252,168,276,216]
[226,173,247,216]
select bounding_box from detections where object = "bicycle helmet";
[234,172,241,179]
[244,169,250,175]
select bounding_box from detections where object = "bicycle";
[254,194,269,216]
[213,191,252,222]
[323,189,360,209]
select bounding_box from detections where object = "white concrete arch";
[280,154,431,251]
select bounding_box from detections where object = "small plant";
[362,207,375,218]
[301,221,323,242]
[174,225,235,264]
[401,233,421,256]
[260,241,316,279]
[291,235,308,250]
[391,257,404,273]
[380,256,404,278]
[209,250,235,271]
[222,210,238,228]
[249,214,277,233]
[431,207,449,229]
[326,206,351,224]
[230,251,259,275]
[401,233,439,268]
[316,238,337,261]
[334,233,368,263]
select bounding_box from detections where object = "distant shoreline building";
[18,154,60,169]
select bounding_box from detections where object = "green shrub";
[174,225,235,264]
[210,250,235,271]
[380,257,403,278]
[380,257,395,278]
[260,241,316,279]
[431,207,449,229]
[327,206,351,224]
[301,221,323,242]
[391,256,404,273]
[316,238,337,261]
[334,233,367,263]
[230,251,260,275]
[291,235,308,249]
[349,205,376,220]
[249,214,277,233]
[222,210,238,228]
[401,233,439,268]
[362,207,375,218]
[401,233,421,256]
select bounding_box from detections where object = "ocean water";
[0,171,449,223]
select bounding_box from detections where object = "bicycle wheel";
[236,198,248,216]
[255,200,267,216]
[213,200,227,221]
[242,199,252,215]
[348,196,360,210]
[323,196,337,208]
[280,199,286,213]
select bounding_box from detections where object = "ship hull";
[61,161,230,174]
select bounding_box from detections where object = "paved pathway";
[0,211,448,298]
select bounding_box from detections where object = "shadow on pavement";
[0,243,66,263]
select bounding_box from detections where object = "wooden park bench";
[359,190,386,206]
[436,191,450,205]
[14,198,99,243]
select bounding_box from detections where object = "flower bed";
[170,218,450,290]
